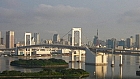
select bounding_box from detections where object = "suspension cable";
[60,29,72,39]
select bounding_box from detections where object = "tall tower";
[68,34,72,45]
[97,29,98,38]
[136,34,140,49]
[6,31,14,48]
[106,38,116,49]
[93,29,99,47]
[72,28,81,46]
[126,37,133,48]
[0,31,1,45]
[53,34,60,44]
[34,33,40,45]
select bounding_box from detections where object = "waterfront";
[0,54,140,79]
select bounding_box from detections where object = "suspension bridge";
[0,27,138,66]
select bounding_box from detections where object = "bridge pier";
[111,54,123,67]
[24,48,32,56]
[29,48,31,56]
[71,51,75,62]
[24,49,26,56]
[24,32,32,56]
[111,49,115,67]
[119,55,123,66]
[85,47,107,66]
[111,57,115,67]
[70,50,82,62]
[78,50,82,62]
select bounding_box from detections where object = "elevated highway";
[1,44,140,54]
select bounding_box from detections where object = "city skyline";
[1,0,140,41]
[0,29,140,44]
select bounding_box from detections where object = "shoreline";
[0,74,89,78]
[15,64,69,68]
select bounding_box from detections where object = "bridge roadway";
[0,44,86,51]
[1,44,140,54]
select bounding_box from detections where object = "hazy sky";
[1,0,140,42]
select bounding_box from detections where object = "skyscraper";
[135,34,140,49]
[6,31,14,48]
[68,34,72,45]
[126,37,133,48]
[34,33,40,45]
[106,38,116,49]
[53,34,60,44]
[93,36,98,46]
[118,39,125,49]
[0,31,1,45]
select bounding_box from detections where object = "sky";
[1,0,140,43]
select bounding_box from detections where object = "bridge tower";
[24,32,32,56]
[72,28,81,46]
[71,28,82,62]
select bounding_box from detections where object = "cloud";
[0,4,95,40]
[33,4,94,25]
[35,4,92,17]
[118,7,140,23]
[0,4,94,25]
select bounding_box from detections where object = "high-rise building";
[53,34,60,43]
[93,36,98,46]
[106,38,116,49]
[6,31,14,48]
[130,36,134,43]
[31,37,35,45]
[118,39,125,49]
[0,31,1,45]
[1,38,4,45]
[126,37,133,48]
[34,33,40,45]
[135,34,140,49]
[68,34,72,45]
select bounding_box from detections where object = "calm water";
[0,54,140,79]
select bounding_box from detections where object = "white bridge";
[0,27,124,66]
[17,27,107,66]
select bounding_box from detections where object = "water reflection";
[85,65,107,79]
[0,55,140,79]
[110,66,123,79]
[111,67,114,79]
[119,66,122,79]
[70,62,82,69]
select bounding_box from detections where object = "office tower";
[34,33,40,45]
[53,34,60,43]
[130,36,134,43]
[31,37,35,45]
[6,31,14,48]
[68,34,72,45]
[93,36,98,46]
[0,31,1,44]
[135,34,140,49]
[126,37,133,48]
[118,39,125,49]
[1,38,4,45]
[106,38,116,49]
